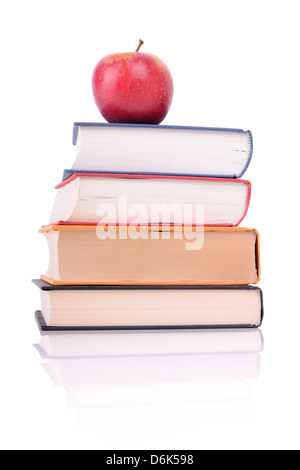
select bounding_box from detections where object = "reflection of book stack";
[33,122,263,329]
[35,328,264,411]
[36,327,264,358]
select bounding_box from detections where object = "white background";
[1,0,299,450]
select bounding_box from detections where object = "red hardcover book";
[49,172,251,227]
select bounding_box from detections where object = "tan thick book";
[39,225,260,286]
[40,225,260,285]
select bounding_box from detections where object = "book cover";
[56,172,252,189]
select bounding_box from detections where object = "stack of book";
[33,122,263,330]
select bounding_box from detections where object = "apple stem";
[136,39,144,52]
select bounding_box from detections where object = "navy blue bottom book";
[33,280,263,331]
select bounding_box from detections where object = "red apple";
[92,40,174,125]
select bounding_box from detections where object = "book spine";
[237,130,253,178]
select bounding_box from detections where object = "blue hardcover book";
[63,122,253,181]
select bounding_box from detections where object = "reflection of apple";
[92,40,174,125]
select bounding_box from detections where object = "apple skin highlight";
[92,47,174,125]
